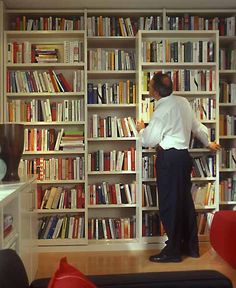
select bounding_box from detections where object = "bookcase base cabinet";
[0,176,38,283]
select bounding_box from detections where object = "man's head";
[148,72,173,99]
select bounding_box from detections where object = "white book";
[54,128,64,151]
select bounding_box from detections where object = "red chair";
[210,210,236,269]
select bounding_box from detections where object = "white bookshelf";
[0,1,3,123]
[1,8,235,251]
[138,30,219,242]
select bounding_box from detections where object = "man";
[137,72,220,263]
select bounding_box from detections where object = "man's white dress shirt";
[140,94,210,149]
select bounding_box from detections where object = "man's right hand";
[207,142,221,151]
[136,120,145,132]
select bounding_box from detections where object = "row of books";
[8,98,85,123]
[219,81,236,104]
[88,183,136,205]
[12,14,235,36]
[6,70,84,93]
[190,98,216,121]
[13,16,85,31]
[142,212,164,237]
[87,81,136,104]
[38,185,85,210]
[219,148,236,169]
[220,176,236,202]
[142,70,216,92]
[19,157,85,181]
[38,215,85,240]
[142,155,157,179]
[90,115,138,138]
[88,217,136,240]
[87,49,135,71]
[166,15,235,36]
[87,16,162,36]
[197,213,214,235]
[219,114,236,136]
[192,156,216,178]
[142,40,214,63]
[23,128,84,152]
[8,41,84,64]
[191,182,215,207]
[8,42,57,63]
[219,48,236,70]
[140,98,156,123]
[88,148,136,172]
[142,184,158,207]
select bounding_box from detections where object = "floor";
[37,243,236,287]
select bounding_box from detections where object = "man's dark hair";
[152,72,173,97]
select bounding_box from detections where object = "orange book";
[130,146,135,171]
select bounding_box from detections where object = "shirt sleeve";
[191,113,210,147]
[140,116,164,148]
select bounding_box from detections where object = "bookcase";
[0,1,3,123]
[3,9,88,247]
[1,7,235,251]
[137,30,219,242]
[163,8,236,219]
[86,9,162,244]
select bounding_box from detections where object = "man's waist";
[156,145,188,152]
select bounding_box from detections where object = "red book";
[58,73,72,92]
[37,186,43,209]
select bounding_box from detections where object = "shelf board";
[141,62,217,69]
[88,171,136,175]
[220,201,236,205]
[38,238,87,246]
[6,30,86,38]
[140,30,218,38]
[36,208,85,213]
[37,180,85,184]
[87,104,136,108]
[9,121,85,126]
[191,177,216,181]
[87,137,137,141]
[142,206,159,211]
[142,148,156,153]
[142,178,156,182]
[219,168,236,172]
[194,205,217,210]
[88,238,137,244]
[88,204,136,208]
[6,63,85,69]
[142,91,216,96]
[219,103,236,107]
[141,235,167,244]
[7,92,85,97]
[219,36,236,42]
[219,70,236,74]
[23,151,85,155]
[219,135,236,139]
[87,36,135,47]
[143,148,210,153]
[87,71,136,79]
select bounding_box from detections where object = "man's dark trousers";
[156,148,199,257]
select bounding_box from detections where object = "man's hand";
[136,120,145,132]
[207,141,221,151]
